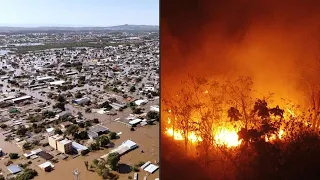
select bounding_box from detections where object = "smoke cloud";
[161,0,320,107]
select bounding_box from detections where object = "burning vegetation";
[161,0,320,179]
[162,75,320,180]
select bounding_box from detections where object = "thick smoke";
[162,0,320,107]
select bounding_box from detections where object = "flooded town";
[0,27,159,180]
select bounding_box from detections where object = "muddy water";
[34,123,159,180]
[0,70,159,179]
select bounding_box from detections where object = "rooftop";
[59,139,72,145]
[72,141,88,151]
[50,134,63,140]
[89,124,109,133]
[39,161,54,169]
[49,80,65,85]
[7,165,22,174]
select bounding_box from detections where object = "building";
[135,99,148,106]
[72,97,90,105]
[150,105,159,112]
[39,161,54,172]
[7,165,22,174]
[72,141,88,154]
[11,95,32,104]
[38,151,53,160]
[60,121,72,129]
[110,102,126,111]
[129,119,142,126]
[49,80,65,86]
[141,161,159,174]
[87,124,109,139]
[36,76,54,83]
[65,71,78,76]
[56,111,71,119]
[48,134,63,149]
[100,140,138,159]
[57,139,72,154]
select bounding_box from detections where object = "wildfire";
[265,129,285,142]
[214,128,241,147]
[165,125,242,147]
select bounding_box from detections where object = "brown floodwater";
[0,121,159,180]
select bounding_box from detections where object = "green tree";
[0,124,7,129]
[130,86,136,92]
[54,102,66,111]
[15,168,38,180]
[97,136,110,148]
[107,152,120,170]
[75,91,83,99]
[57,95,66,102]
[108,132,117,140]
[146,111,159,120]
[54,128,63,135]
[133,108,142,114]
[23,142,33,150]
[16,126,28,136]
[65,124,79,136]
[9,153,19,159]
[89,143,100,151]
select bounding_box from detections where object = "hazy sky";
[0,0,159,27]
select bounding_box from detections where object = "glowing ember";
[278,129,284,139]
[165,128,202,143]
[214,128,241,147]
[265,129,285,142]
[166,128,183,140]
[165,127,241,147]
[188,132,203,143]
[286,108,295,117]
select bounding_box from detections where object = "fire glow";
[165,113,289,148]
[165,117,242,147]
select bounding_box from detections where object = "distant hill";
[105,24,159,31]
[0,24,159,33]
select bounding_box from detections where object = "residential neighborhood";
[0,28,159,180]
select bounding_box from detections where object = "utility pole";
[73,169,80,180]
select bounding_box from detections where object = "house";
[46,127,54,133]
[135,99,148,106]
[110,102,126,111]
[100,140,138,159]
[150,105,159,112]
[72,97,90,105]
[7,165,22,174]
[122,140,138,149]
[36,76,54,83]
[129,119,142,126]
[49,80,65,86]
[37,151,53,160]
[141,161,159,174]
[65,71,78,76]
[11,95,32,104]
[56,111,71,119]
[57,139,72,154]
[60,121,72,129]
[39,161,54,172]
[87,124,109,139]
